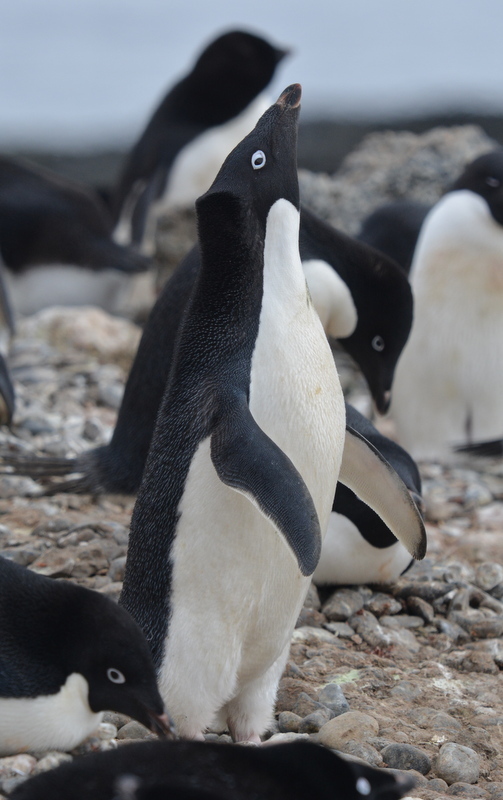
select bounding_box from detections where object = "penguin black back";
[9,739,416,800]
[357,200,430,273]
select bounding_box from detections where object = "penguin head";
[180,30,289,126]
[196,84,301,239]
[450,149,503,226]
[339,248,413,414]
[59,587,173,737]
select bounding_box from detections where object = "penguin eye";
[356,777,371,796]
[251,150,266,170]
[371,335,385,352]
[107,668,126,684]
[486,176,500,188]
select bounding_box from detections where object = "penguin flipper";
[339,426,426,560]
[211,399,321,576]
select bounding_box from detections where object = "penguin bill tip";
[277,83,302,109]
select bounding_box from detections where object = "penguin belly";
[392,192,503,459]
[0,673,102,756]
[158,200,343,741]
[4,264,131,316]
[313,512,412,586]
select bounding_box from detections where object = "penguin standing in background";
[314,404,423,586]
[1,208,414,494]
[112,30,288,251]
[0,556,173,755]
[8,738,415,800]
[391,149,503,459]
[0,156,150,317]
[120,85,425,742]
[357,200,430,274]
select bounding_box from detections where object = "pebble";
[322,588,364,621]
[277,712,302,733]
[32,752,73,774]
[340,740,383,767]
[324,621,355,638]
[435,743,480,785]
[115,721,155,741]
[317,711,379,750]
[348,610,391,648]
[406,596,436,624]
[429,778,449,792]
[381,743,432,775]
[291,626,339,645]
[316,682,350,716]
[364,593,402,617]
[298,711,330,734]
[291,692,331,720]
[446,782,487,797]
[389,681,423,701]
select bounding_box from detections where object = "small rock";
[0,754,37,777]
[365,593,402,617]
[108,555,127,583]
[340,740,383,767]
[446,782,487,797]
[435,742,480,785]
[275,679,315,713]
[380,614,423,629]
[324,621,355,638]
[387,627,421,653]
[298,710,330,734]
[295,607,326,628]
[322,588,364,621]
[316,682,350,716]
[317,710,379,750]
[115,721,156,741]
[390,680,422,701]
[428,778,449,792]
[263,732,311,745]
[277,712,302,733]
[406,596,436,624]
[408,708,462,733]
[97,722,118,740]
[474,563,503,593]
[32,752,73,774]
[291,626,338,644]
[102,712,130,730]
[382,743,432,775]
[348,610,391,648]
[291,692,330,719]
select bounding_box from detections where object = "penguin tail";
[454,439,503,457]
[0,451,95,494]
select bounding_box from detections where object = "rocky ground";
[1,125,503,798]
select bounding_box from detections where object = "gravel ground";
[0,309,502,799]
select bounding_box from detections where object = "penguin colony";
[0,19,498,797]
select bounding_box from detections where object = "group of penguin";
[0,25,501,799]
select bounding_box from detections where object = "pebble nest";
[0,308,502,800]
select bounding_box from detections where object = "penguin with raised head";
[0,156,150,317]
[119,85,425,742]
[1,208,415,493]
[0,555,173,755]
[9,738,416,800]
[112,29,288,250]
[314,404,423,586]
[391,149,503,459]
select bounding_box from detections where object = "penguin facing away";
[391,149,503,459]
[314,404,423,586]
[112,29,288,250]
[0,156,150,317]
[119,85,425,742]
[357,200,430,274]
[0,556,173,756]
[8,738,416,800]
[1,207,415,494]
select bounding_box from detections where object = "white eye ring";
[356,777,371,795]
[107,668,126,684]
[251,150,266,170]
[371,335,385,352]
[486,176,500,188]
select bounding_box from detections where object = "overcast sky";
[1,0,502,149]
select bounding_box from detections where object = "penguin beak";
[375,389,391,415]
[147,710,177,740]
[276,83,302,110]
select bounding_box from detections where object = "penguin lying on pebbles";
[0,555,173,756]
[391,149,503,459]
[9,739,415,800]
[112,29,288,251]
[314,404,423,586]
[119,85,425,742]
[0,208,414,493]
[0,156,150,317]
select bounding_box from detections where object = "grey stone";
[406,595,435,623]
[277,712,302,733]
[316,682,350,716]
[108,555,127,582]
[116,721,156,741]
[390,680,422,701]
[324,621,355,638]
[298,711,330,734]
[340,740,383,767]
[380,614,423,629]
[32,752,73,774]
[348,610,391,648]
[475,563,503,592]
[446,782,487,797]
[291,692,332,720]
[428,778,449,792]
[435,743,480,785]
[382,743,432,774]
[365,593,402,617]
[102,711,130,729]
[322,588,364,621]
[317,711,379,750]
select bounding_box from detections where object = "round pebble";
[435,742,480,785]
[317,711,379,750]
[381,743,432,775]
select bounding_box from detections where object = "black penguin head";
[196,84,301,240]
[61,588,173,737]
[179,30,289,126]
[340,249,413,414]
[450,149,503,225]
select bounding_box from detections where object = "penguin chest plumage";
[392,191,503,458]
[157,199,343,739]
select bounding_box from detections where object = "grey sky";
[1,0,502,148]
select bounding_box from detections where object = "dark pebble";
[382,743,432,775]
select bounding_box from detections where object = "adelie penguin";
[391,149,503,459]
[9,739,415,800]
[0,555,173,755]
[0,156,150,317]
[112,29,288,251]
[1,208,414,494]
[119,85,425,742]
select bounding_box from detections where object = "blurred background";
[2,0,503,181]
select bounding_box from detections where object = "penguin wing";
[339,426,426,560]
[211,399,321,576]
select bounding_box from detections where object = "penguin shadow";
[9,739,417,800]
